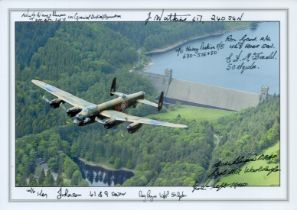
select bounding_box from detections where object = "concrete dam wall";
[142,70,266,111]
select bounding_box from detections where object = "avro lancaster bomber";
[32,78,187,133]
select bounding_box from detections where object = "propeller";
[42,95,50,103]
[42,95,66,110]
[60,102,67,111]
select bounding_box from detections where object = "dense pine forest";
[15,21,280,187]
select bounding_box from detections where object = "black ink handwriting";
[192,181,248,193]
[20,11,121,22]
[138,190,157,201]
[57,187,81,200]
[145,10,191,25]
[213,153,278,167]
[26,187,48,198]
[211,13,244,21]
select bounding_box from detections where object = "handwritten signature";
[138,190,186,201]
[192,181,248,192]
[20,11,121,22]
[145,10,244,25]
[26,187,48,198]
[57,187,81,200]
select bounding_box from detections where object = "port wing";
[31,79,95,108]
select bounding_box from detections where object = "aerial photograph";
[15,20,280,187]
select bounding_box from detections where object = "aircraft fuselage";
[73,91,145,126]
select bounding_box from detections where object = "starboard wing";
[137,92,164,111]
[136,99,158,108]
[100,110,187,128]
[32,80,95,108]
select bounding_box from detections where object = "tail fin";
[158,91,164,111]
[110,77,116,96]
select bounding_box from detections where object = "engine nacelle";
[104,119,122,129]
[74,117,92,126]
[49,98,64,108]
[83,117,91,124]
[127,122,143,134]
[66,107,82,117]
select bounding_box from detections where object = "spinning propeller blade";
[42,95,50,103]
[60,103,67,111]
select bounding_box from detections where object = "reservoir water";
[146,22,279,94]
[74,158,134,187]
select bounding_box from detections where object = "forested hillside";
[15,21,279,187]
[213,96,280,162]
[104,22,225,50]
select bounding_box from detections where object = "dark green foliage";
[44,169,55,186]
[16,22,60,68]
[28,174,38,186]
[38,169,46,185]
[56,172,64,186]
[209,96,280,173]
[104,22,225,51]
[152,162,205,186]
[15,129,86,187]
[63,156,79,179]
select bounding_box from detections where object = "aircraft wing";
[100,110,187,128]
[32,80,95,108]
[137,99,158,108]
[111,91,126,98]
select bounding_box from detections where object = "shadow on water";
[73,158,134,186]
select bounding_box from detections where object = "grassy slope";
[150,105,234,121]
[218,142,280,186]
